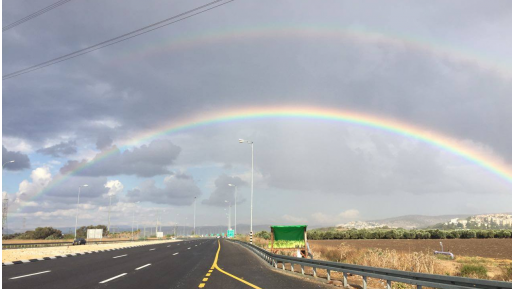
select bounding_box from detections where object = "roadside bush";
[460,264,488,279]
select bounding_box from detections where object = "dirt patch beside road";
[2,239,180,263]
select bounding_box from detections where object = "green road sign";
[227,229,234,238]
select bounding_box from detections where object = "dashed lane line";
[188,247,191,250]
[149,248,156,251]
[10,271,51,279]
[173,253,179,255]
[113,254,127,259]
[135,264,152,270]
[99,273,127,284]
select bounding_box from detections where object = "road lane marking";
[149,248,156,251]
[206,273,211,277]
[10,271,51,279]
[113,254,127,258]
[167,245,171,247]
[203,278,208,281]
[135,264,152,270]
[188,247,191,249]
[173,253,179,255]
[99,273,127,283]
[212,240,262,289]
[199,284,205,288]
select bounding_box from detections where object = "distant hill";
[334,214,474,230]
[369,214,474,229]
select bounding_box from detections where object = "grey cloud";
[96,135,113,151]
[202,174,246,207]
[2,145,30,170]
[37,141,77,157]
[60,139,181,177]
[126,173,201,205]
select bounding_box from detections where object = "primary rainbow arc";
[19,106,511,211]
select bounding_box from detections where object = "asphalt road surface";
[3,239,330,288]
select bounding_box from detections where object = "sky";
[1,0,512,231]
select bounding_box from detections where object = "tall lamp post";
[193,197,196,235]
[239,139,254,243]
[74,184,89,239]
[228,184,237,235]
[131,201,140,241]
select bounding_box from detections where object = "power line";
[3,0,234,80]
[3,0,74,32]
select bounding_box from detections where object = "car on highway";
[72,238,87,245]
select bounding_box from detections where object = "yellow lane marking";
[208,270,213,273]
[212,240,262,289]
[198,283,205,288]
[203,278,208,281]
[206,273,211,276]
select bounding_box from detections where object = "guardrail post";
[343,272,348,288]
[290,263,295,272]
[274,260,278,269]
[386,280,392,289]
[282,262,285,270]
[301,265,305,275]
[327,269,331,281]
[362,276,367,289]
[313,267,317,278]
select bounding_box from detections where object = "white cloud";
[2,136,33,153]
[104,180,124,197]
[14,167,52,205]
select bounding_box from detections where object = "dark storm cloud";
[202,174,246,207]
[2,0,510,163]
[60,139,181,177]
[2,145,30,170]
[126,173,201,205]
[37,141,77,157]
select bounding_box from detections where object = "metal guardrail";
[2,239,146,250]
[229,239,512,289]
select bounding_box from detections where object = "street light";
[239,139,254,243]
[74,184,89,239]
[228,184,237,235]
[224,200,231,231]
[2,160,15,168]
[193,197,197,236]
[132,201,140,241]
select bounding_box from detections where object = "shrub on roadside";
[460,264,488,279]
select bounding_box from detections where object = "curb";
[2,242,167,266]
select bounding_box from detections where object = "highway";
[3,239,330,288]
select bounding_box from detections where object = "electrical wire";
[3,0,73,31]
[3,0,234,80]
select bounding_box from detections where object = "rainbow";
[17,106,511,212]
[112,23,511,79]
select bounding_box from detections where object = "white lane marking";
[167,245,171,247]
[173,253,179,255]
[187,247,191,249]
[149,248,156,251]
[195,245,197,246]
[135,264,152,270]
[10,271,51,279]
[99,273,127,284]
[113,254,127,258]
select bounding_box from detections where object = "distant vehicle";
[73,238,87,245]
